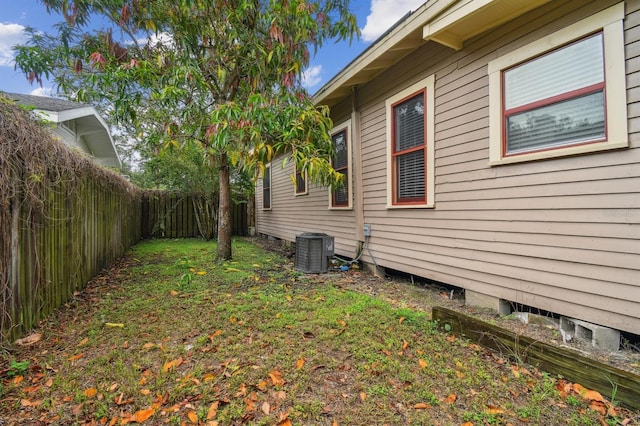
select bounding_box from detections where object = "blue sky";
[0,0,425,97]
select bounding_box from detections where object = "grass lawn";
[0,239,636,425]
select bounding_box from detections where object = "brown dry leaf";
[584,389,606,403]
[268,370,285,387]
[128,407,155,423]
[414,403,432,409]
[45,378,53,387]
[511,365,520,378]
[142,343,155,349]
[418,359,428,369]
[461,422,474,426]
[402,340,409,351]
[68,353,84,362]
[589,400,608,415]
[485,405,505,415]
[12,375,23,384]
[337,320,346,327]
[20,398,42,407]
[24,385,41,393]
[277,410,291,425]
[399,316,405,324]
[455,370,465,378]
[140,389,151,395]
[445,394,457,404]
[207,401,219,420]
[296,358,305,370]
[262,401,271,415]
[84,388,97,398]
[170,290,179,296]
[446,335,456,342]
[109,383,119,391]
[77,337,89,346]
[187,410,199,423]
[359,392,367,401]
[162,356,183,372]
[15,333,42,346]
[332,422,339,426]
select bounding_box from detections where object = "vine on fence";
[0,96,138,339]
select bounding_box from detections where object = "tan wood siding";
[256,156,358,257]
[350,0,640,334]
[257,0,640,333]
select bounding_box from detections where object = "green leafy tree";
[14,0,358,259]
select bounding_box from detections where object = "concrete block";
[465,290,511,315]
[560,317,620,351]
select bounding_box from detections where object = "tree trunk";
[216,152,232,260]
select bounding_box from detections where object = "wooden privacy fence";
[1,100,141,341]
[141,192,249,239]
[1,101,251,341]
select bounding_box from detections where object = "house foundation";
[465,290,511,316]
[560,317,620,351]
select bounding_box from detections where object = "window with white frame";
[488,3,627,165]
[262,164,271,210]
[385,75,435,208]
[331,126,350,208]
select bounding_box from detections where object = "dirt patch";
[253,237,640,377]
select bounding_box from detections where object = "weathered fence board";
[140,192,248,239]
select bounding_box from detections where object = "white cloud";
[30,87,53,97]
[361,0,426,42]
[302,65,323,90]
[0,22,26,67]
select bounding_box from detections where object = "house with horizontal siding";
[256,0,640,338]
[3,92,121,168]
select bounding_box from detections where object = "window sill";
[386,203,435,209]
[489,139,628,166]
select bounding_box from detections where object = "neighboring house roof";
[313,0,552,108]
[2,92,121,168]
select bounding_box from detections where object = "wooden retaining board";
[432,306,640,410]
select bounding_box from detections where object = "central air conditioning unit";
[295,233,334,273]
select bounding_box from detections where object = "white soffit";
[423,0,553,50]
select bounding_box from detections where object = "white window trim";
[262,163,272,211]
[385,74,436,209]
[488,3,627,165]
[293,163,308,196]
[328,119,353,210]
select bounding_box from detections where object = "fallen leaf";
[24,385,41,393]
[485,405,505,415]
[84,388,97,398]
[162,356,183,372]
[337,320,346,327]
[207,401,219,420]
[418,359,428,369]
[296,358,305,370]
[402,340,409,352]
[461,422,474,426]
[77,337,89,346]
[268,370,285,387]
[262,401,271,415]
[187,410,199,423]
[21,398,42,407]
[360,392,367,401]
[414,403,432,409]
[15,333,42,346]
[140,389,151,395]
[170,290,179,296]
[196,271,207,275]
[224,267,241,272]
[588,400,607,415]
[445,394,457,404]
[12,375,23,384]
[68,353,84,362]
[105,323,124,328]
[128,407,155,423]
[45,378,53,387]
[399,316,405,324]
